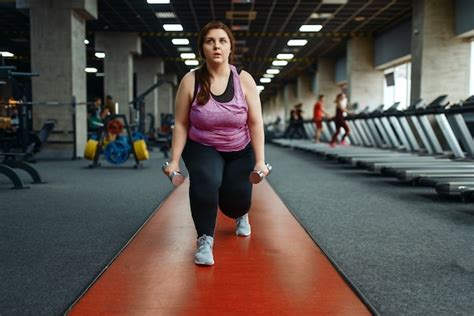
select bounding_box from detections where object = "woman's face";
[202,28,231,65]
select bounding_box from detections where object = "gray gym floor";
[0,143,473,315]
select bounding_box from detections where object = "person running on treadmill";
[329,93,350,147]
[312,94,330,143]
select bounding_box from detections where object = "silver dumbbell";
[162,161,185,186]
[249,163,272,184]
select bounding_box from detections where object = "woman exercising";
[329,93,351,147]
[163,21,269,266]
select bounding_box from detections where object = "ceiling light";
[163,24,183,31]
[321,0,348,4]
[84,39,89,45]
[155,12,176,18]
[310,13,334,19]
[272,60,288,66]
[263,74,274,78]
[287,39,307,46]
[172,38,189,45]
[85,67,98,73]
[260,78,271,83]
[95,52,105,58]
[257,85,264,91]
[180,53,196,59]
[177,47,192,52]
[266,69,280,74]
[0,51,14,58]
[147,0,170,4]
[185,60,199,66]
[232,25,250,31]
[299,25,323,32]
[354,16,366,22]
[276,53,294,60]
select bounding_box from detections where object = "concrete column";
[134,57,164,131]
[283,85,290,124]
[157,73,177,117]
[16,0,97,154]
[347,37,384,109]
[95,32,141,119]
[316,57,340,114]
[296,74,316,118]
[411,0,471,104]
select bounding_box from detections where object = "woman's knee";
[219,190,252,218]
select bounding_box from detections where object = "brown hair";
[335,93,345,104]
[195,21,235,105]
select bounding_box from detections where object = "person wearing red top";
[312,94,330,143]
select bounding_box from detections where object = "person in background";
[87,97,104,131]
[163,21,269,266]
[102,95,115,116]
[312,94,330,143]
[329,93,351,147]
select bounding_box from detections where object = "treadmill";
[379,95,474,178]
[415,96,474,197]
[337,99,440,167]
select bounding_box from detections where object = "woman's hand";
[254,162,269,176]
[163,160,180,176]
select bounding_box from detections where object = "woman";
[329,93,350,147]
[163,21,269,266]
[312,94,330,143]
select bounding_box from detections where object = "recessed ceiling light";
[287,39,307,46]
[266,69,280,74]
[263,74,274,78]
[310,13,334,19]
[177,47,192,52]
[276,53,294,60]
[260,78,271,83]
[172,38,189,45]
[231,25,250,31]
[257,85,264,91]
[95,52,105,58]
[147,0,170,4]
[354,16,366,22]
[272,60,288,66]
[163,24,183,31]
[299,25,323,32]
[85,67,98,73]
[185,59,199,66]
[84,39,90,45]
[321,0,347,4]
[180,53,196,59]
[156,12,176,18]
[0,51,14,57]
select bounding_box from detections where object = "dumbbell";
[162,161,185,186]
[249,163,272,184]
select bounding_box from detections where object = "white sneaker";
[236,213,251,237]
[194,235,214,266]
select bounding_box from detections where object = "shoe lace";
[236,214,249,226]
[197,235,212,250]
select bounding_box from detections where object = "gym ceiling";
[0,0,411,98]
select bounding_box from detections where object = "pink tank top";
[188,65,251,152]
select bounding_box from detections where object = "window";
[383,62,411,110]
[470,40,474,96]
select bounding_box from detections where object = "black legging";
[182,139,256,237]
[330,119,350,143]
